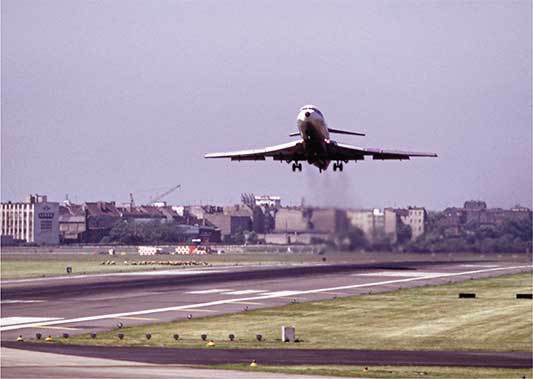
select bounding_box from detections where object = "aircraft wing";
[205,140,305,161]
[327,141,438,161]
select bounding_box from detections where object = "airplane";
[205,105,437,172]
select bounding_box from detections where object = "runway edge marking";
[1,265,531,332]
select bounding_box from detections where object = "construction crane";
[149,184,181,204]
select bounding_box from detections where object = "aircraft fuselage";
[297,105,331,171]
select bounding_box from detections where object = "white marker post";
[282,326,295,342]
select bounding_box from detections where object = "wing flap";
[328,141,437,161]
[205,140,305,161]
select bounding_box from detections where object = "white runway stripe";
[0,300,45,304]
[262,290,302,297]
[187,289,233,294]
[355,271,448,278]
[1,265,530,332]
[0,317,63,327]
[222,290,268,295]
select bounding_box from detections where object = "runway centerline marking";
[1,265,530,332]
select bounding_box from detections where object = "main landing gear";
[333,162,344,172]
[292,162,302,172]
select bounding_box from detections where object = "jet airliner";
[205,105,437,172]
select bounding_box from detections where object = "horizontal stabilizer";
[328,128,365,137]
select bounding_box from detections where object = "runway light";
[201,334,207,341]
[45,335,53,342]
[145,333,151,340]
[66,266,72,274]
[117,322,123,329]
[16,335,23,342]
[63,333,69,339]
[173,334,179,340]
[90,333,97,339]
[243,306,249,311]
[35,333,42,340]
[117,333,124,340]
[206,340,216,347]
[228,334,235,341]
[187,314,192,319]
[256,334,262,341]
[250,360,257,367]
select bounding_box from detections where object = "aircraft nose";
[304,112,310,118]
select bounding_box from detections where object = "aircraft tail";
[328,128,365,136]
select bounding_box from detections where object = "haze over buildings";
[2,1,531,209]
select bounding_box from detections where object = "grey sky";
[2,0,531,210]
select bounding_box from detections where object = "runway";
[1,259,531,340]
[1,257,532,377]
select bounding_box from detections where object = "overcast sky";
[2,0,531,210]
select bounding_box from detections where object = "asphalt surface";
[1,256,532,377]
[3,342,532,369]
[1,347,325,379]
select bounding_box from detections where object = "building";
[84,201,121,242]
[204,213,251,241]
[118,205,169,223]
[347,208,397,243]
[310,208,349,234]
[398,207,427,240]
[1,194,59,245]
[438,201,532,235]
[254,195,281,208]
[274,208,311,232]
[59,202,87,242]
[383,208,397,243]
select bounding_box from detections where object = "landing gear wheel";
[292,163,302,172]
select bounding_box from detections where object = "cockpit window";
[302,106,323,118]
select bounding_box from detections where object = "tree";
[334,226,368,251]
[397,223,412,244]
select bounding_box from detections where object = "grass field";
[211,364,531,379]
[60,272,533,352]
[0,252,323,280]
[2,249,529,280]
[0,254,214,279]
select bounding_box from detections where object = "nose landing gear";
[291,162,303,172]
[333,162,344,172]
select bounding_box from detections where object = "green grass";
[0,250,346,280]
[0,254,213,279]
[209,364,532,378]
[60,272,533,352]
[3,249,529,280]
[0,252,321,280]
